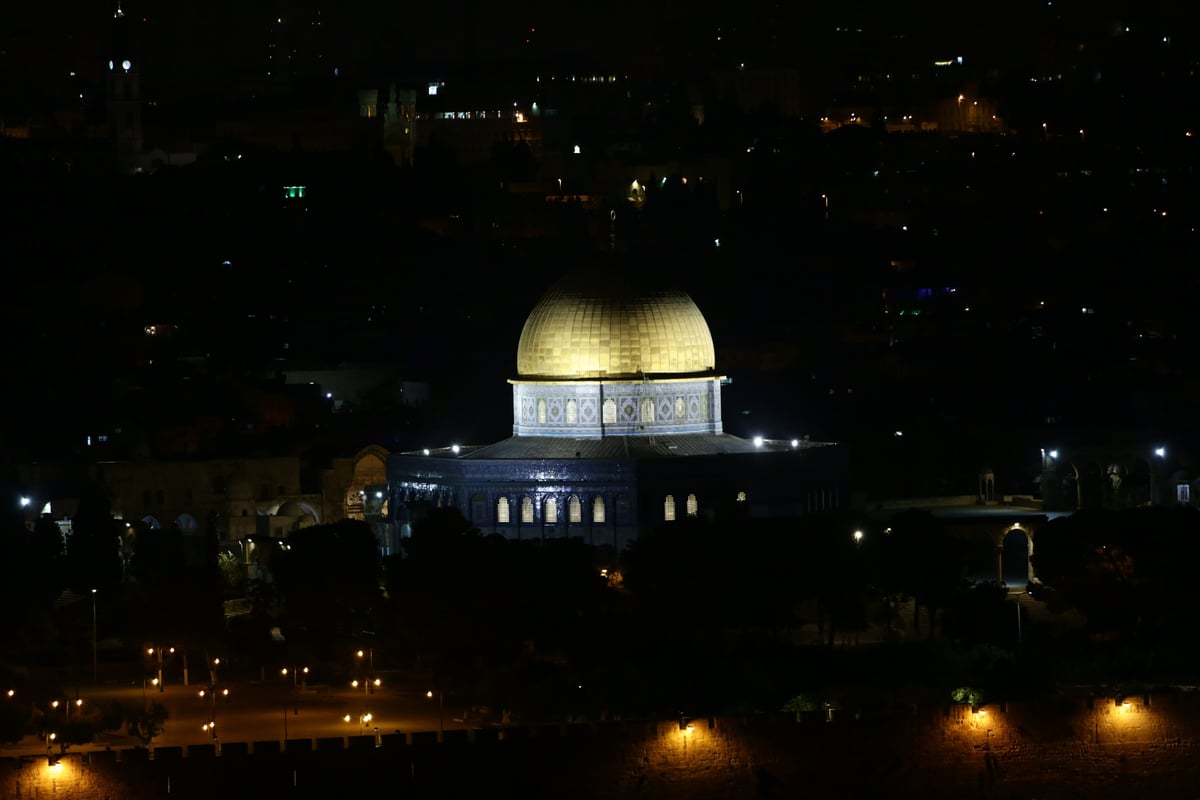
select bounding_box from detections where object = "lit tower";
[107,2,143,169]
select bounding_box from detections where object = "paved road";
[1,674,475,757]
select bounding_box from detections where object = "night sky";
[2,0,1198,474]
[7,1,1187,101]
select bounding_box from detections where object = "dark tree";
[271,520,383,643]
[64,481,122,593]
[128,702,169,746]
[1032,507,1200,647]
[0,697,26,744]
[881,510,968,638]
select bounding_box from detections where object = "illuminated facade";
[386,268,848,552]
[512,272,723,437]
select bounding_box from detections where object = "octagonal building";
[385,269,846,554]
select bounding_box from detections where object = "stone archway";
[1000,526,1032,588]
[345,446,390,521]
[275,501,319,533]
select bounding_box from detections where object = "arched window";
[603,398,617,424]
[537,399,547,424]
[641,397,655,423]
[566,399,578,425]
[664,494,676,521]
[592,496,606,523]
[686,493,698,517]
[470,493,487,523]
[545,497,558,524]
[615,494,631,524]
[497,496,511,524]
[521,496,534,523]
[568,495,582,523]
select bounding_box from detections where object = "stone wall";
[5,694,1200,798]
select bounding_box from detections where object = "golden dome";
[516,271,716,379]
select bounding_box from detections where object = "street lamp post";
[426,689,444,737]
[199,677,228,752]
[148,646,173,691]
[90,589,97,684]
[142,677,158,710]
[51,698,81,728]
[1151,446,1166,506]
[350,677,380,736]
[280,669,288,744]
[352,649,377,736]
[284,665,307,713]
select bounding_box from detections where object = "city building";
[17,446,393,582]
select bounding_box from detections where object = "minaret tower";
[107,2,143,169]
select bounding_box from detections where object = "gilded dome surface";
[516,271,716,379]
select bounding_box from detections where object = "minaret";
[107,2,143,170]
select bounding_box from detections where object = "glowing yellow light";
[344,714,352,722]
[516,274,716,378]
